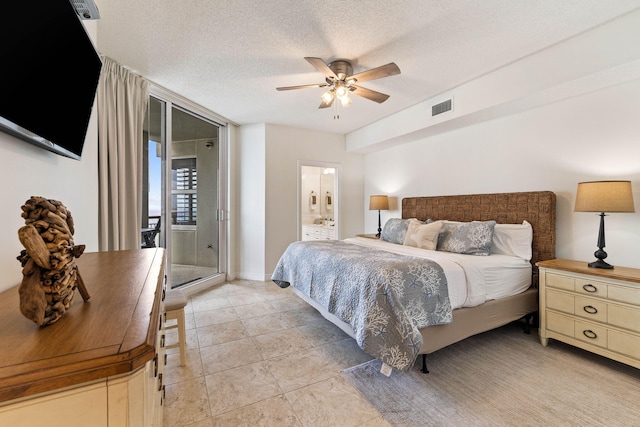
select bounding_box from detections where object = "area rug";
[341,323,640,426]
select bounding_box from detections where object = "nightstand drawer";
[546,289,608,323]
[574,278,607,297]
[609,330,640,359]
[546,311,574,337]
[546,289,574,314]
[608,285,640,306]
[574,296,607,323]
[547,311,607,349]
[608,304,640,333]
[574,320,607,349]
[546,273,574,291]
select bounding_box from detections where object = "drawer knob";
[583,305,598,314]
[582,284,598,293]
[583,329,598,339]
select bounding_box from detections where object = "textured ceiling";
[96,0,640,135]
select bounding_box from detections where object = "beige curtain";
[97,57,149,251]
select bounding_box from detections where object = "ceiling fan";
[276,57,401,111]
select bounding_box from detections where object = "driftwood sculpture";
[16,196,90,326]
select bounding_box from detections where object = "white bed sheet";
[343,237,532,308]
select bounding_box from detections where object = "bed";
[272,191,556,372]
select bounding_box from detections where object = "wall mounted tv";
[0,0,103,160]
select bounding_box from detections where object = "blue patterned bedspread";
[271,240,451,371]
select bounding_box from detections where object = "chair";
[141,217,161,248]
[164,288,187,366]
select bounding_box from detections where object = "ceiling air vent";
[432,99,452,117]
[69,0,100,20]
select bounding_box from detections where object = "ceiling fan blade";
[350,62,400,83]
[319,97,334,108]
[305,57,337,79]
[351,85,390,103]
[276,83,327,91]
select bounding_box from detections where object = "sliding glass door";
[144,94,227,291]
[170,106,221,287]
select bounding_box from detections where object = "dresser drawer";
[574,278,607,297]
[546,311,608,349]
[608,285,640,306]
[546,289,608,323]
[574,295,607,323]
[608,330,640,360]
[608,304,640,333]
[546,288,574,314]
[574,319,607,349]
[546,311,574,337]
[546,273,574,291]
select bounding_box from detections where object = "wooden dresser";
[538,258,640,369]
[0,248,166,426]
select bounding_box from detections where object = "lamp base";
[588,259,613,269]
[588,215,614,269]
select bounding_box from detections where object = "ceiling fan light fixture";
[335,84,348,98]
[277,57,401,118]
[321,90,335,104]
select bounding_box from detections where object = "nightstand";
[356,234,379,239]
[537,258,640,369]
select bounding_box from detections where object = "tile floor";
[162,279,392,427]
[171,264,218,288]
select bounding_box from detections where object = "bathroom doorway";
[298,161,340,241]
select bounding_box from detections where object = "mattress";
[343,237,532,308]
[272,239,456,370]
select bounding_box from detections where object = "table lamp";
[574,180,635,269]
[369,195,389,238]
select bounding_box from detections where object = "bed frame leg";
[523,313,533,334]
[421,355,429,374]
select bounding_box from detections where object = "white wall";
[364,78,640,269]
[265,125,364,278]
[236,123,364,280]
[0,22,99,293]
[236,124,267,280]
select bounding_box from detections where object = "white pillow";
[491,220,533,261]
[403,219,443,250]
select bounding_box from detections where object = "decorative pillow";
[491,220,533,261]
[437,220,496,256]
[380,218,411,244]
[403,219,443,250]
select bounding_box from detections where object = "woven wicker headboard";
[402,191,556,271]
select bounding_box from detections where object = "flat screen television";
[0,0,103,160]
